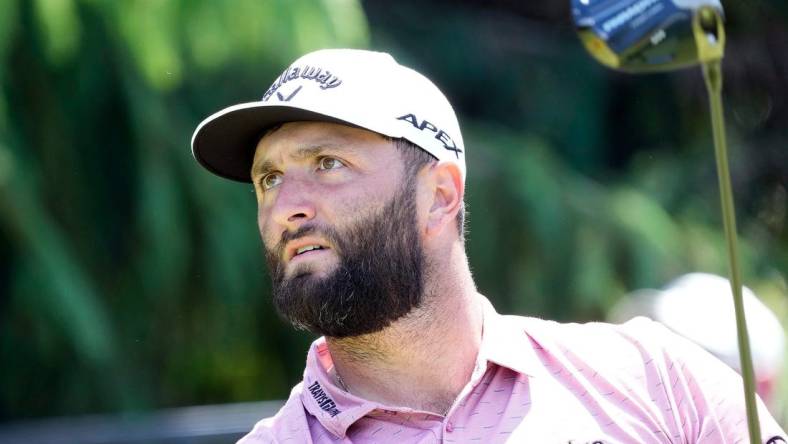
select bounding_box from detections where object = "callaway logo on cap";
[191,48,466,183]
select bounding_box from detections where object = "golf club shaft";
[702,59,762,444]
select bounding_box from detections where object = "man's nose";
[269,176,317,231]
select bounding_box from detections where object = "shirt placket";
[441,357,493,442]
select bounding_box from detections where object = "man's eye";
[260,173,282,190]
[318,157,344,171]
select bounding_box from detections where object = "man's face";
[252,122,427,338]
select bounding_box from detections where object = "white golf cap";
[191,49,465,183]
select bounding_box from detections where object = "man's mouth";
[289,244,331,267]
[295,245,326,255]
[285,238,333,263]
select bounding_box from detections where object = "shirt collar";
[476,295,540,377]
[300,338,379,439]
[299,295,540,437]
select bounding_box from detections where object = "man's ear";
[424,161,464,238]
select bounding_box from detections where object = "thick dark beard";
[264,185,425,338]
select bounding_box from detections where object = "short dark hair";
[390,138,466,240]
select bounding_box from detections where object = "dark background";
[1,0,786,425]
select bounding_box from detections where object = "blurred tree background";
[1,0,786,425]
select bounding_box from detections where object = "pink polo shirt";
[238,298,786,443]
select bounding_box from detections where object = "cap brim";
[191,102,351,183]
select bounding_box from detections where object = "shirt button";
[445,422,454,432]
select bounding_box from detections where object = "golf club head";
[572,0,724,73]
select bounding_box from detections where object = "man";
[191,49,785,443]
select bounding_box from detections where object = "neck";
[325,245,482,415]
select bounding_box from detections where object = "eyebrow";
[251,143,355,178]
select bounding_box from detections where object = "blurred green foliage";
[1,0,786,424]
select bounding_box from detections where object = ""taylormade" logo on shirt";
[307,381,341,417]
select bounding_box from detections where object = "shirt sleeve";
[630,317,786,443]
